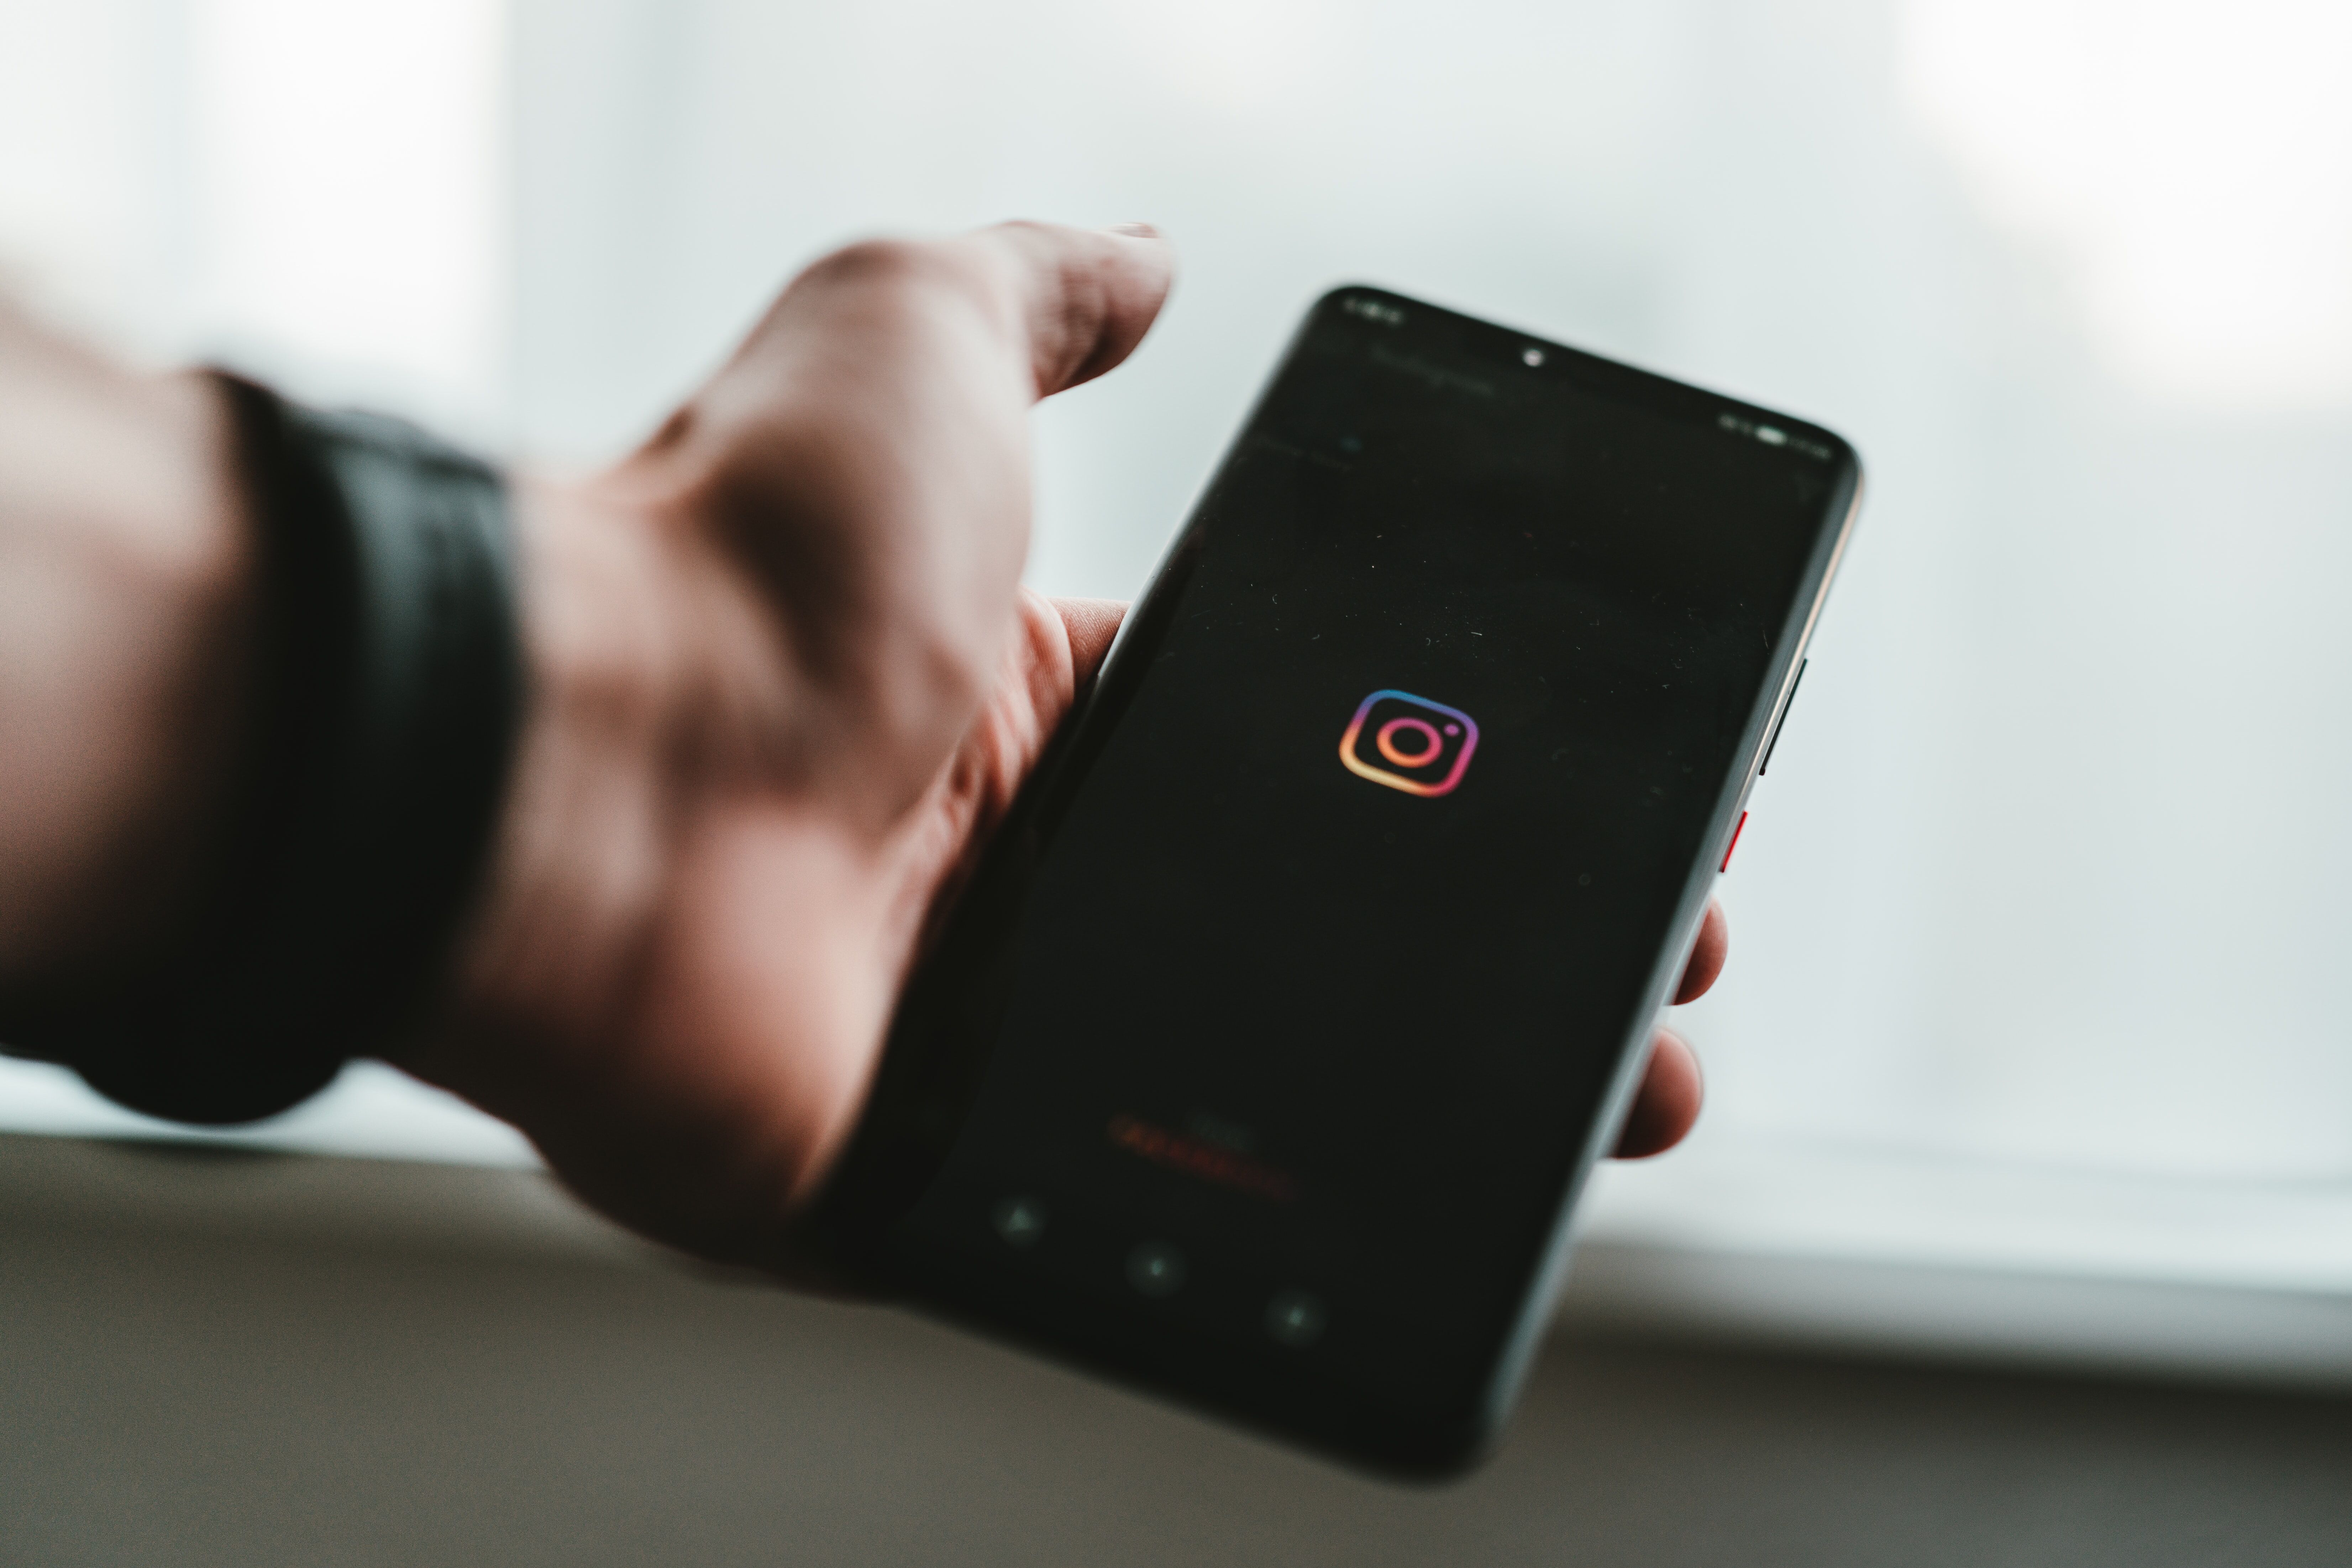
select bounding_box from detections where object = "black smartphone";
[803,286,1861,1476]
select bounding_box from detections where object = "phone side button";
[1759,658,1808,777]
[1720,811,1749,873]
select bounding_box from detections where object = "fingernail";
[1107,221,1160,239]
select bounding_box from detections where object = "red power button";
[1720,811,1749,873]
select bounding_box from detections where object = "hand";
[408,222,1716,1273]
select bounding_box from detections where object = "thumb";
[956,221,1176,399]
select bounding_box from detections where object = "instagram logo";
[1339,689,1480,797]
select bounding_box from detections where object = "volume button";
[1759,658,1807,777]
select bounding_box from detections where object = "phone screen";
[818,289,1857,1468]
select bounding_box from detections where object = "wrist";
[0,352,257,986]
[422,470,702,1089]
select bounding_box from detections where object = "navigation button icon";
[992,1196,1047,1247]
[1266,1289,1328,1347]
[1127,1241,1187,1297]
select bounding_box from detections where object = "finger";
[1673,898,1729,1004]
[1612,1027,1703,1159]
[1049,597,1128,686]
[960,221,1176,398]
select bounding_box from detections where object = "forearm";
[0,304,254,994]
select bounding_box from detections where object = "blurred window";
[4,0,2350,1304]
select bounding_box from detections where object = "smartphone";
[802,286,1861,1476]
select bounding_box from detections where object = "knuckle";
[973,223,1115,388]
[800,237,925,287]
[794,237,983,318]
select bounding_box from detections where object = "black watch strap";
[0,375,524,1124]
